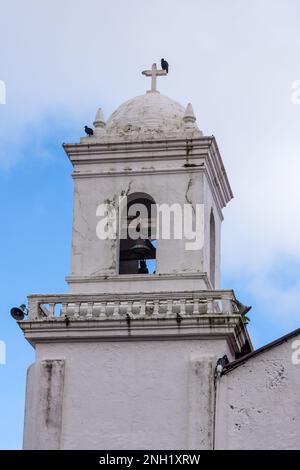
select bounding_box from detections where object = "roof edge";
[223,327,300,374]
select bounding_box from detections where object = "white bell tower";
[20,65,252,450]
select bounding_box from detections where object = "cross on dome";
[142,63,167,93]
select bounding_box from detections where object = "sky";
[1,0,300,449]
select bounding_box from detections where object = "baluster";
[153,300,159,317]
[139,300,146,317]
[166,299,173,317]
[180,299,186,316]
[49,303,55,319]
[207,299,214,313]
[193,298,199,315]
[87,302,93,318]
[61,303,67,318]
[146,300,153,317]
[74,302,80,318]
[100,302,106,318]
[127,301,132,317]
[119,302,126,317]
[174,300,180,315]
[113,301,119,318]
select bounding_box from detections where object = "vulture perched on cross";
[161,58,169,74]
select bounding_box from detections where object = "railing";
[26,290,240,321]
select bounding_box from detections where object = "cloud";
[1,0,300,331]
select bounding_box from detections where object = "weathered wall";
[203,175,221,288]
[25,339,231,450]
[215,334,300,449]
[71,171,207,278]
[23,360,65,449]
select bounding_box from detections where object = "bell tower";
[64,66,232,294]
[20,65,252,450]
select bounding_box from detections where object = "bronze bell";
[130,238,153,258]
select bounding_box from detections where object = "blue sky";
[1,0,300,449]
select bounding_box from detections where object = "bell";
[10,304,27,321]
[130,239,153,258]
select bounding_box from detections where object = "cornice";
[19,314,250,357]
[63,137,215,158]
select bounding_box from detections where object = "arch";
[209,209,216,288]
[119,192,157,274]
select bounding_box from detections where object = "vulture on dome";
[81,63,203,141]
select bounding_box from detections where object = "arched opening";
[119,192,157,274]
[209,210,216,288]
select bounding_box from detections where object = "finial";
[93,108,106,128]
[142,63,167,93]
[183,103,196,125]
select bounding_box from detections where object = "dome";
[106,92,189,138]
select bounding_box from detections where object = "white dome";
[106,92,188,138]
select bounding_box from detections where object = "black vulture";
[161,58,169,74]
[84,125,94,136]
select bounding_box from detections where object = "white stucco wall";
[203,175,222,288]
[66,136,230,294]
[26,338,232,450]
[71,171,207,279]
[215,333,300,449]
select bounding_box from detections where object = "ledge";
[66,271,211,283]
[18,288,253,356]
[19,314,251,357]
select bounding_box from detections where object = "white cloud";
[1,0,300,330]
